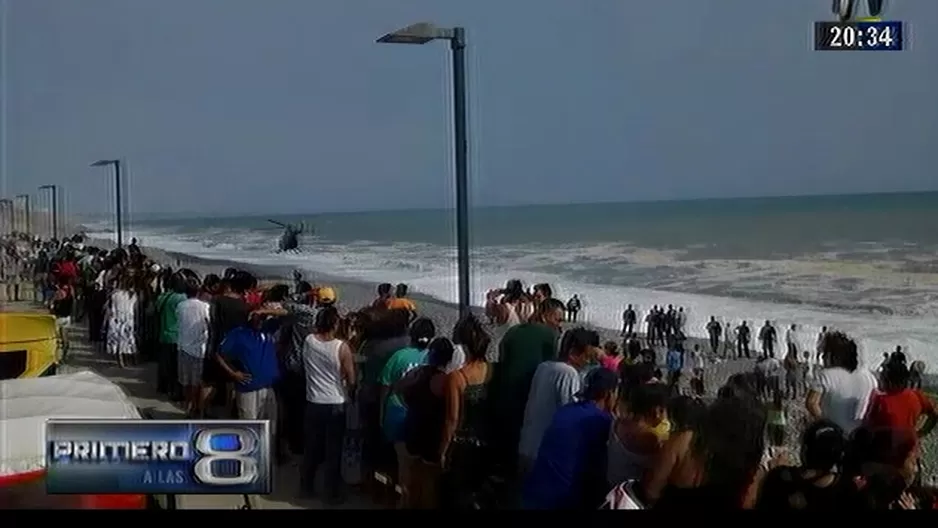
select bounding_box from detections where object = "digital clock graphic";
[814,21,904,51]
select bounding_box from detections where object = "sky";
[1,0,936,217]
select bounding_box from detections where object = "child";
[766,390,787,452]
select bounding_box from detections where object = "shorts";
[55,316,71,328]
[178,351,204,387]
[236,387,278,435]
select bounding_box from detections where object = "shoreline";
[84,234,938,390]
[76,220,938,372]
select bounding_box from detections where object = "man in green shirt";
[156,274,186,399]
[491,298,565,475]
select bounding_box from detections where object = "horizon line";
[72,188,938,220]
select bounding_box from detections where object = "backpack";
[600,480,645,510]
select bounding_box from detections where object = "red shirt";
[244,289,264,310]
[865,388,935,431]
[53,260,78,282]
[601,355,623,372]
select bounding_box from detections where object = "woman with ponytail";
[378,317,437,506]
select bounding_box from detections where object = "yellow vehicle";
[0,312,58,380]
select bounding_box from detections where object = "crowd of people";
[15,234,938,510]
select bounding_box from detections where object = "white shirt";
[445,344,467,374]
[303,335,347,405]
[810,366,878,434]
[518,361,581,461]
[785,328,796,348]
[688,350,704,370]
[176,298,211,358]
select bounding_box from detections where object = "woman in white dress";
[106,274,138,367]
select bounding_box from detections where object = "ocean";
[83,192,938,366]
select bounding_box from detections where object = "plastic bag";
[599,480,644,510]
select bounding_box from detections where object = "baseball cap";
[317,286,337,304]
[577,368,618,401]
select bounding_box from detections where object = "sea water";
[83,193,938,368]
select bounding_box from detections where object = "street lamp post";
[15,194,30,235]
[91,159,123,248]
[38,184,59,240]
[377,22,472,319]
[0,199,13,235]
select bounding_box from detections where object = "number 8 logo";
[193,428,259,486]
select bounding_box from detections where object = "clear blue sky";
[2,0,936,216]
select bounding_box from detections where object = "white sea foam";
[85,224,938,368]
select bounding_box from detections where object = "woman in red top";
[865,361,938,437]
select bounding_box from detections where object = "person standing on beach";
[373,283,393,310]
[644,307,657,345]
[565,294,581,322]
[216,313,281,447]
[786,324,799,359]
[106,274,139,368]
[621,304,636,336]
[176,278,212,418]
[737,321,752,359]
[206,275,251,417]
[706,316,722,357]
[523,368,618,510]
[487,279,526,328]
[665,305,676,338]
[805,332,877,435]
[491,298,564,481]
[378,318,435,505]
[865,361,938,437]
[388,283,417,319]
[665,343,684,394]
[816,326,829,365]
[359,309,412,496]
[518,327,598,479]
[724,319,736,358]
[760,320,777,359]
[783,347,801,400]
[156,273,186,400]
[301,307,357,505]
[254,280,318,456]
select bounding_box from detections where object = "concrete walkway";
[3,298,376,510]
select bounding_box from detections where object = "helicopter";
[268,219,313,252]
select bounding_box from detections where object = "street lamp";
[377,22,472,319]
[15,194,30,235]
[0,199,13,235]
[38,184,59,240]
[91,159,123,248]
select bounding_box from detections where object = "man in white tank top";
[300,309,356,504]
